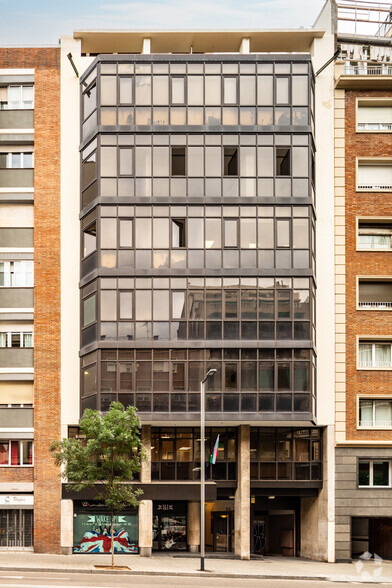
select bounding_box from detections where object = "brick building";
[334,1,392,562]
[0,49,61,550]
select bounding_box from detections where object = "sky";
[0,0,328,46]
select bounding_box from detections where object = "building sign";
[0,494,33,507]
[73,512,138,554]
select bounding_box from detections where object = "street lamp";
[200,368,217,572]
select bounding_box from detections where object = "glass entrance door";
[0,510,33,548]
[153,513,187,551]
[212,511,233,552]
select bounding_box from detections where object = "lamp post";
[200,368,217,572]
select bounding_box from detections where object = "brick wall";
[0,48,61,553]
[345,89,392,441]
[0,468,34,483]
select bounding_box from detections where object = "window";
[358,221,392,250]
[358,280,392,309]
[83,294,96,327]
[0,261,33,287]
[357,161,392,191]
[0,152,34,169]
[276,148,290,176]
[83,222,96,258]
[359,399,392,428]
[358,461,391,487]
[223,77,237,104]
[172,220,185,248]
[171,78,185,104]
[357,100,392,132]
[171,147,186,176]
[224,219,238,248]
[358,342,392,368]
[0,86,34,110]
[224,148,238,176]
[0,440,33,466]
[0,332,33,348]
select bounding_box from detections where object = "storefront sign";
[0,494,33,507]
[73,511,138,554]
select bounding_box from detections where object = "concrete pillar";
[60,499,73,555]
[187,501,200,553]
[234,425,250,559]
[140,425,151,483]
[142,38,151,54]
[239,38,250,54]
[138,499,153,557]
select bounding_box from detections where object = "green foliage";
[50,402,144,512]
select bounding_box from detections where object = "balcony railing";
[357,123,392,131]
[344,63,392,76]
[359,420,392,428]
[358,301,392,309]
[358,237,392,250]
[359,360,392,368]
[357,184,392,190]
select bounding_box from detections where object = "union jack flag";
[74,529,138,553]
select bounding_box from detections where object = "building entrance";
[0,509,33,549]
[211,511,233,552]
[352,517,392,560]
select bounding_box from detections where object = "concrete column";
[142,38,151,54]
[60,499,73,555]
[187,501,200,553]
[234,425,250,559]
[140,425,151,483]
[239,38,250,54]
[138,499,153,557]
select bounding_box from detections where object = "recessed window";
[357,161,392,191]
[0,85,34,110]
[359,399,392,428]
[171,147,186,176]
[224,148,238,176]
[357,100,392,132]
[83,222,97,258]
[0,152,33,169]
[0,332,33,348]
[276,148,290,176]
[0,261,33,287]
[359,460,391,487]
[358,220,392,250]
[358,280,392,309]
[172,219,186,248]
[359,341,392,368]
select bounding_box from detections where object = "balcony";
[0,110,34,130]
[358,281,392,310]
[0,169,33,188]
[0,348,33,368]
[336,61,392,89]
[344,63,392,76]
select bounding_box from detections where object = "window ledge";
[358,485,392,489]
[356,248,392,252]
[357,367,392,371]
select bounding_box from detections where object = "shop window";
[224,148,238,176]
[171,147,186,176]
[276,148,290,176]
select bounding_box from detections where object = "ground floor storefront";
[335,446,392,562]
[0,494,33,550]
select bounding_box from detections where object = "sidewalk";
[0,552,391,583]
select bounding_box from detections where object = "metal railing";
[358,301,392,309]
[344,63,392,75]
[359,360,392,368]
[357,123,392,131]
[357,184,392,190]
[359,420,392,428]
[358,238,392,250]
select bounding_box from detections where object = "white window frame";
[2,85,34,110]
[0,261,34,287]
[358,340,392,369]
[356,157,392,192]
[0,440,34,467]
[356,98,392,133]
[0,332,33,348]
[358,460,392,488]
[2,152,34,169]
[356,216,392,252]
[358,397,392,429]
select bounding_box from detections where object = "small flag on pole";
[210,434,220,465]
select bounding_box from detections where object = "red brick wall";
[345,89,392,441]
[0,468,34,483]
[0,48,61,553]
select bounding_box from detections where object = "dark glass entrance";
[212,511,233,552]
[153,502,187,551]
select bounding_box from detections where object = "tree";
[50,401,143,568]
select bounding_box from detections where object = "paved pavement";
[0,552,391,584]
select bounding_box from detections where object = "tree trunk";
[111,511,114,568]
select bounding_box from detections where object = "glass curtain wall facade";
[79,55,316,424]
